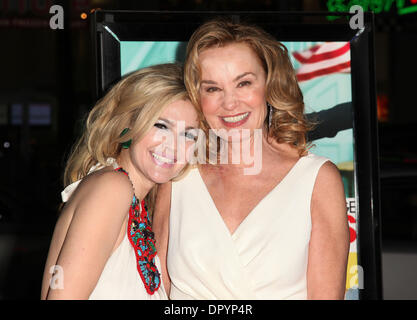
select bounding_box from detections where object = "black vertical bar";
[351,12,383,300]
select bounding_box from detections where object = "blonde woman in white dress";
[153,20,350,300]
[41,63,199,300]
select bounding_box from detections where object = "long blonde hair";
[63,63,191,214]
[184,18,313,156]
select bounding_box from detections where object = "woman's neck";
[116,152,155,201]
[213,128,268,175]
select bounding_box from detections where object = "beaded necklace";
[116,167,161,295]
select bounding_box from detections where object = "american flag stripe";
[292,42,351,82]
[296,61,351,82]
[292,42,350,64]
[295,50,351,74]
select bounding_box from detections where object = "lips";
[150,151,176,168]
[220,112,250,128]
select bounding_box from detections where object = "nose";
[222,89,238,111]
[153,129,176,159]
[163,136,177,159]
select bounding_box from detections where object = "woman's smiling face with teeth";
[199,42,268,136]
[129,99,198,184]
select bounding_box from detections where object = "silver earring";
[267,103,273,129]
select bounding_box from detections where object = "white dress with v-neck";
[167,152,330,300]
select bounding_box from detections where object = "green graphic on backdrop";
[121,41,186,76]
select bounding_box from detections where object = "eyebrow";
[200,72,256,85]
[157,118,172,125]
[234,72,256,81]
[157,118,197,131]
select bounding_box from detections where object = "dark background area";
[0,0,416,299]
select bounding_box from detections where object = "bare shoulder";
[307,160,350,299]
[43,169,135,299]
[83,168,133,191]
[311,160,346,219]
[68,168,134,219]
[314,161,344,196]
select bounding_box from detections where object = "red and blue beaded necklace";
[115,167,161,295]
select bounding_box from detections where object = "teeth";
[222,112,249,123]
[151,152,174,164]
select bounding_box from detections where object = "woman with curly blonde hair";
[153,19,350,300]
[41,63,199,299]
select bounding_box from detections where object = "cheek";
[137,128,158,147]
[145,128,176,153]
[184,141,197,162]
[129,133,158,165]
[147,128,165,145]
[128,146,147,172]
[201,95,219,117]
[171,142,196,176]
[172,141,197,169]
[246,89,267,118]
[201,97,223,130]
[246,86,266,106]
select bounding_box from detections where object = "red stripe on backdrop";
[293,43,350,64]
[296,61,351,82]
[292,44,320,62]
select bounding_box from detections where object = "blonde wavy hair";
[184,18,313,156]
[63,63,193,215]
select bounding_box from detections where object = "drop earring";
[267,103,274,129]
[120,128,132,149]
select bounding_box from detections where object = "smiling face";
[199,42,268,137]
[127,99,199,184]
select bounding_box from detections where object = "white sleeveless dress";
[88,230,168,300]
[61,159,168,300]
[167,153,330,300]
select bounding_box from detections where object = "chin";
[147,174,172,184]
[213,123,259,141]
[146,169,178,184]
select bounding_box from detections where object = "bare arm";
[307,161,350,299]
[153,181,172,296]
[41,172,132,299]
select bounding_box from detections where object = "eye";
[184,130,197,141]
[154,122,168,130]
[237,80,251,88]
[205,86,220,93]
